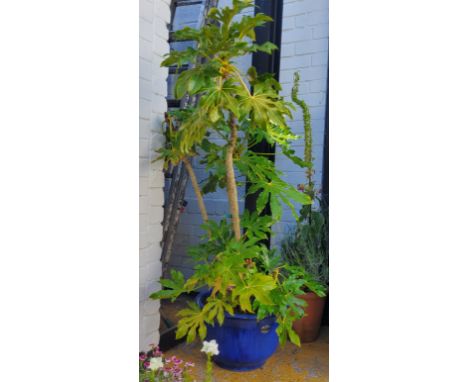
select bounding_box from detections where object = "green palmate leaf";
[161,47,197,68]
[232,12,272,40]
[201,172,221,194]
[177,110,210,153]
[276,324,288,345]
[174,71,191,99]
[265,123,297,146]
[251,41,278,54]
[176,302,207,342]
[198,322,207,339]
[306,280,327,297]
[281,146,309,168]
[255,191,269,215]
[199,78,241,117]
[203,298,234,326]
[247,174,311,222]
[148,288,181,300]
[241,210,272,241]
[231,273,276,312]
[172,26,200,42]
[174,64,218,99]
[149,269,186,301]
[270,196,282,221]
[258,247,282,274]
[288,326,301,347]
[282,185,311,204]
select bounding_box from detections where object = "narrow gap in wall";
[321,62,329,326]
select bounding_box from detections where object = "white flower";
[148,357,164,371]
[201,339,219,356]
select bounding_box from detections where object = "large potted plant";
[150,0,314,371]
[280,72,329,342]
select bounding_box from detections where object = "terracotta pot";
[293,292,326,342]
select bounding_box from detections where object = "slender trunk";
[182,157,209,224]
[226,113,241,240]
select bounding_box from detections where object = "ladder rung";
[174,1,203,6]
[167,99,181,108]
[169,64,189,74]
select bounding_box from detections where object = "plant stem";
[291,72,313,189]
[182,157,209,224]
[204,354,213,382]
[233,69,251,96]
[226,113,241,240]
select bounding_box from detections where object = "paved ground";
[160,295,328,381]
[165,327,329,382]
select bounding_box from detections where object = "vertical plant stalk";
[182,157,209,224]
[204,354,213,382]
[292,72,313,190]
[226,113,241,240]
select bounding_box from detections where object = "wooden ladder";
[161,0,219,279]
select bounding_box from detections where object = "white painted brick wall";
[139,0,169,351]
[272,0,329,247]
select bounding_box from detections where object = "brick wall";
[139,0,170,350]
[272,0,329,246]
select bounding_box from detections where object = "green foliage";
[152,220,311,346]
[176,301,208,342]
[281,73,328,296]
[158,0,303,174]
[281,202,329,290]
[237,151,310,221]
[151,0,316,347]
[149,269,186,301]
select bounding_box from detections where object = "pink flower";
[185,361,195,368]
[173,358,183,365]
[143,361,150,369]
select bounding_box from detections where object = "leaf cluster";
[151,217,312,347]
[281,201,329,290]
[159,1,309,219]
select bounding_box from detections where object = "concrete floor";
[164,327,329,381]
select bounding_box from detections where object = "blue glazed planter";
[196,291,279,371]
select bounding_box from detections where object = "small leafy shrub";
[281,203,329,290]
